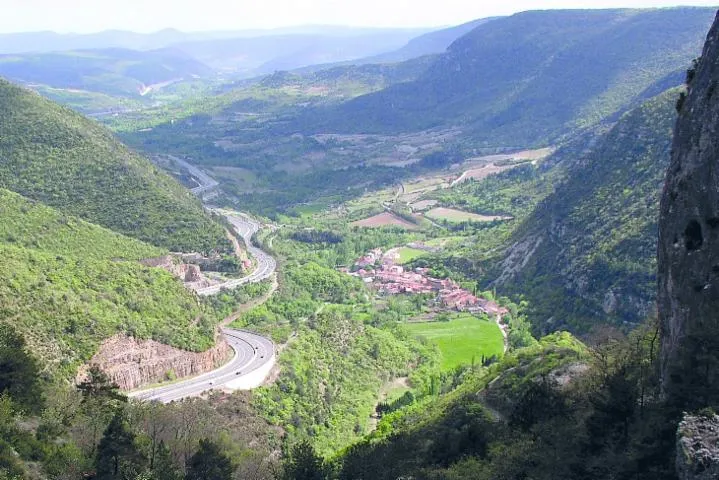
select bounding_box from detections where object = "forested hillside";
[0,78,228,253]
[0,188,218,377]
[493,88,678,332]
[295,8,712,145]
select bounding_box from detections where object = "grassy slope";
[405,315,504,370]
[0,188,217,376]
[495,88,678,331]
[336,332,588,479]
[298,8,712,145]
[0,78,228,253]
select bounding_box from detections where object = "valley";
[1,5,719,480]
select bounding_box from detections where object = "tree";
[283,441,324,480]
[152,441,182,480]
[0,324,42,412]
[185,439,233,480]
[78,366,126,405]
[96,411,145,479]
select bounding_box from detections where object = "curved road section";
[196,212,277,296]
[131,158,277,403]
[129,329,275,403]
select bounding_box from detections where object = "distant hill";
[362,17,501,63]
[0,26,435,55]
[0,47,213,98]
[0,28,256,54]
[493,88,678,331]
[173,29,434,76]
[294,8,714,147]
[0,78,228,253]
[0,188,218,376]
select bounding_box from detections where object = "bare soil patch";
[351,212,420,230]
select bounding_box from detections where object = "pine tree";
[0,324,42,412]
[283,440,324,480]
[95,412,145,479]
[185,439,233,480]
[153,441,182,480]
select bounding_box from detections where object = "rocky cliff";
[495,89,677,333]
[87,334,232,391]
[659,11,719,410]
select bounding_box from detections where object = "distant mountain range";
[0,26,432,54]
[0,47,213,97]
[292,8,715,146]
[171,30,433,75]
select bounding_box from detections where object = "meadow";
[405,313,504,370]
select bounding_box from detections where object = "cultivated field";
[405,314,505,370]
[425,207,512,223]
[351,212,420,230]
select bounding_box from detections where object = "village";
[341,247,509,318]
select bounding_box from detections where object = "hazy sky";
[1,0,717,33]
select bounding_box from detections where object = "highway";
[128,329,275,403]
[166,154,220,195]
[195,212,277,296]
[128,157,277,402]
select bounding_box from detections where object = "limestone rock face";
[659,11,719,408]
[87,335,231,391]
[677,414,719,480]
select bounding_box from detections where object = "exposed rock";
[141,255,212,289]
[659,11,719,408]
[184,264,202,282]
[677,413,719,480]
[86,335,232,391]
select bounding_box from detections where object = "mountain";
[0,28,242,54]
[0,47,213,98]
[0,26,435,55]
[494,88,678,332]
[172,29,435,76]
[0,187,218,377]
[0,78,228,253]
[362,17,501,64]
[293,8,714,147]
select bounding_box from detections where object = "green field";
[397,247,427,264]
[405,314,504,370]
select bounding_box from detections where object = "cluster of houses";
[343,248,509,318]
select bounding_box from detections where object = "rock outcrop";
[87,335,232,391]
[659,11,719,409]
[141,255,212,290]
[677,413,719,480]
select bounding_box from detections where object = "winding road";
[195,212,277,296]
[132,157,277,403]
[128,329,275,403]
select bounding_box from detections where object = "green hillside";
[0,188,217,376]
[493,88,678,332]
[296,8,713,146]
[0,78,229,253]
[336,332,590,479]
